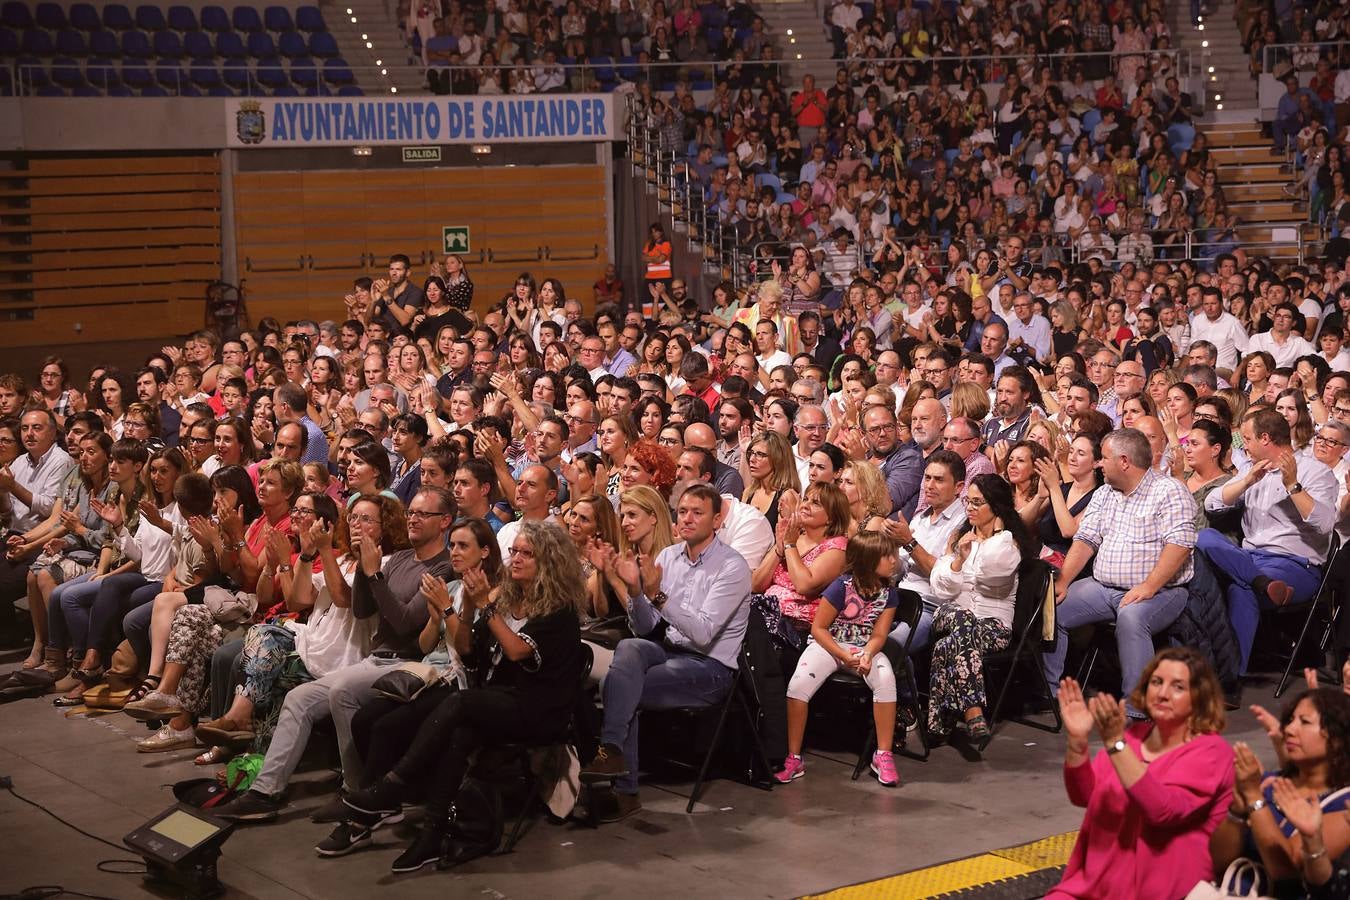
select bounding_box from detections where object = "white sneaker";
[138,724,196,753]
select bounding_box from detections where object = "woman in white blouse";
[926,473,1040,753]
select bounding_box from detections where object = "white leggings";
[786,640,896,704]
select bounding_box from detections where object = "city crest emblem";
[236,100,265,145]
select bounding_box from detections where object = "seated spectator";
[779,531,900,786]
[580,484,752,821]
[209,487,456,821]
[748,482,849,770]
[1045,428,1197,712]
[1212,685,1350,897]
[1048,648,1234,898]
[925,474,1038,750]
[336,520,583,871]
[1197,409,1338,673]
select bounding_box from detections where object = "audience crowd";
[0,233,1349,893]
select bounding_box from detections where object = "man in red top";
[790,74,827,150]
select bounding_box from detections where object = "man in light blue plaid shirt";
[1042,428,1198,714]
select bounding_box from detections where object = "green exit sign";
[402,146,441,163]
[442,226,470,254]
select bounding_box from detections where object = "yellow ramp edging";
[800,831,1078,900]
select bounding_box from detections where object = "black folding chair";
[825,586,932,780]
[984,560,1062,741]
[1274,535,1342,699]
[642,643,775,813]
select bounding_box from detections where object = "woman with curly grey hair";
[341,519,586,873]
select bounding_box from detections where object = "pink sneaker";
[871,750,899,787]
[775,754,805,783]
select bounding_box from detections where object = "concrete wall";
[0,97,227,150]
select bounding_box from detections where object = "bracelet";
[1305,846,1328,862]
[229,540,247,552]
[260,569,274,579]
[277,564,294,574]
[299,551,318,563]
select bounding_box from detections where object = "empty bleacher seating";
[2,3,358,97]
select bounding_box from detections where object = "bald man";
[792,404,830,486]
[685,422,745,498]
[910,398,948,459]
[1100,359,1144,425]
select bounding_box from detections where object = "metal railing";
[1261,40,1350,76]
[9,46,1195,99]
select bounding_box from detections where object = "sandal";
[73,666,105,687]
[196,746,233,767]
[125,674,161,705]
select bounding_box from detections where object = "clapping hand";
[1233,741,1267,805]
[89,496,124,530]
[1058,678,1095,744]
[637,550,663,598]
[308,518,333,554]
[59,508,84,537]
[461,566,492,609]
[420,571,453,618]
[1087,691,1126,745]
[1034,455,1060,491]
[264,528,293,569]
[187,515,219,551]
[614,548,642,595]
[354,530,381,576]
[216,502,245,542]
[1270,778,1323,838]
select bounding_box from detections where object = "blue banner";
[227,94,616,147]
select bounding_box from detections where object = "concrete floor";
[0,661,1287,900]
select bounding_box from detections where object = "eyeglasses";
[747,449,771,460]
[1090,360,1118,370]
[348,514,380,526]
[510,545,535,558]
[796,423,828,432]
[289,506,317,518]
[964,496,987,507]
[407,509,449,520]
[863,424,896,435]
[1333,407,1350,417]
[0,436,16,446]
[1115,371,1144,379]
[188,437,213,445]
[1315,433,1348,449]
[657,436,682,446]
[943,434,976,445]
[563,414,596,425]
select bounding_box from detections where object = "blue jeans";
[1196,529,1322,673]
[600,638,733,795]
[1042,578,1189,713]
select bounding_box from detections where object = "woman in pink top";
[1047,647,1235,900]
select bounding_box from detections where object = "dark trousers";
[391,688,549,818]
[0,556,31,633]
[350,684,451,788]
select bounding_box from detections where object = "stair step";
[1200,125,1268,147]
[1227,198,1305,218]
[1225,182,1298,201]
[1217,161,1290,180]
[1210,144,1283,163]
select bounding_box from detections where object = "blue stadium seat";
[247,31,276,57]
[189,60,221,87]
[69,3,101,31]
[271,84,299,96]
[323,57,353,84]
[757,172,782,194]
[109,84,135,95]
[121,29,151,57]
[207,84,234,96]
[200,5,230,33]
[90,29,120,56]
[289,56,318,87]
[308,31,337,57]
[152,29,183,57]
[166,6,198,32]
[140,83,167,95]
[222,57,249,89]
[21,28,55,55]
[691,79,713,91]
[254,58,287,88]
[73,84,102,96]
[16,58,49,88]
[704,27,722,52]
[56,28,89,56]
[135,4,166,31]
[278,30,306,58]
[52,57,85,88]
[86,57,118,87]
[337,84,362,96]
[216,31,246,58]
[264,6,294,32]
[617,55,638,80]
[35,2,66,30]
[177,82,200,95]
[295,6,325,32]
[121,61,152,87]
[232,6,263,32]
[154,60,182,87]
[0,28,16,56]
[304,84,330,96]
[103,5,134,30]
[183,30,214,59]
[2,2,33,29]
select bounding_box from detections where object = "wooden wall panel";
[234,165,609,320]
[0,153,221,348]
